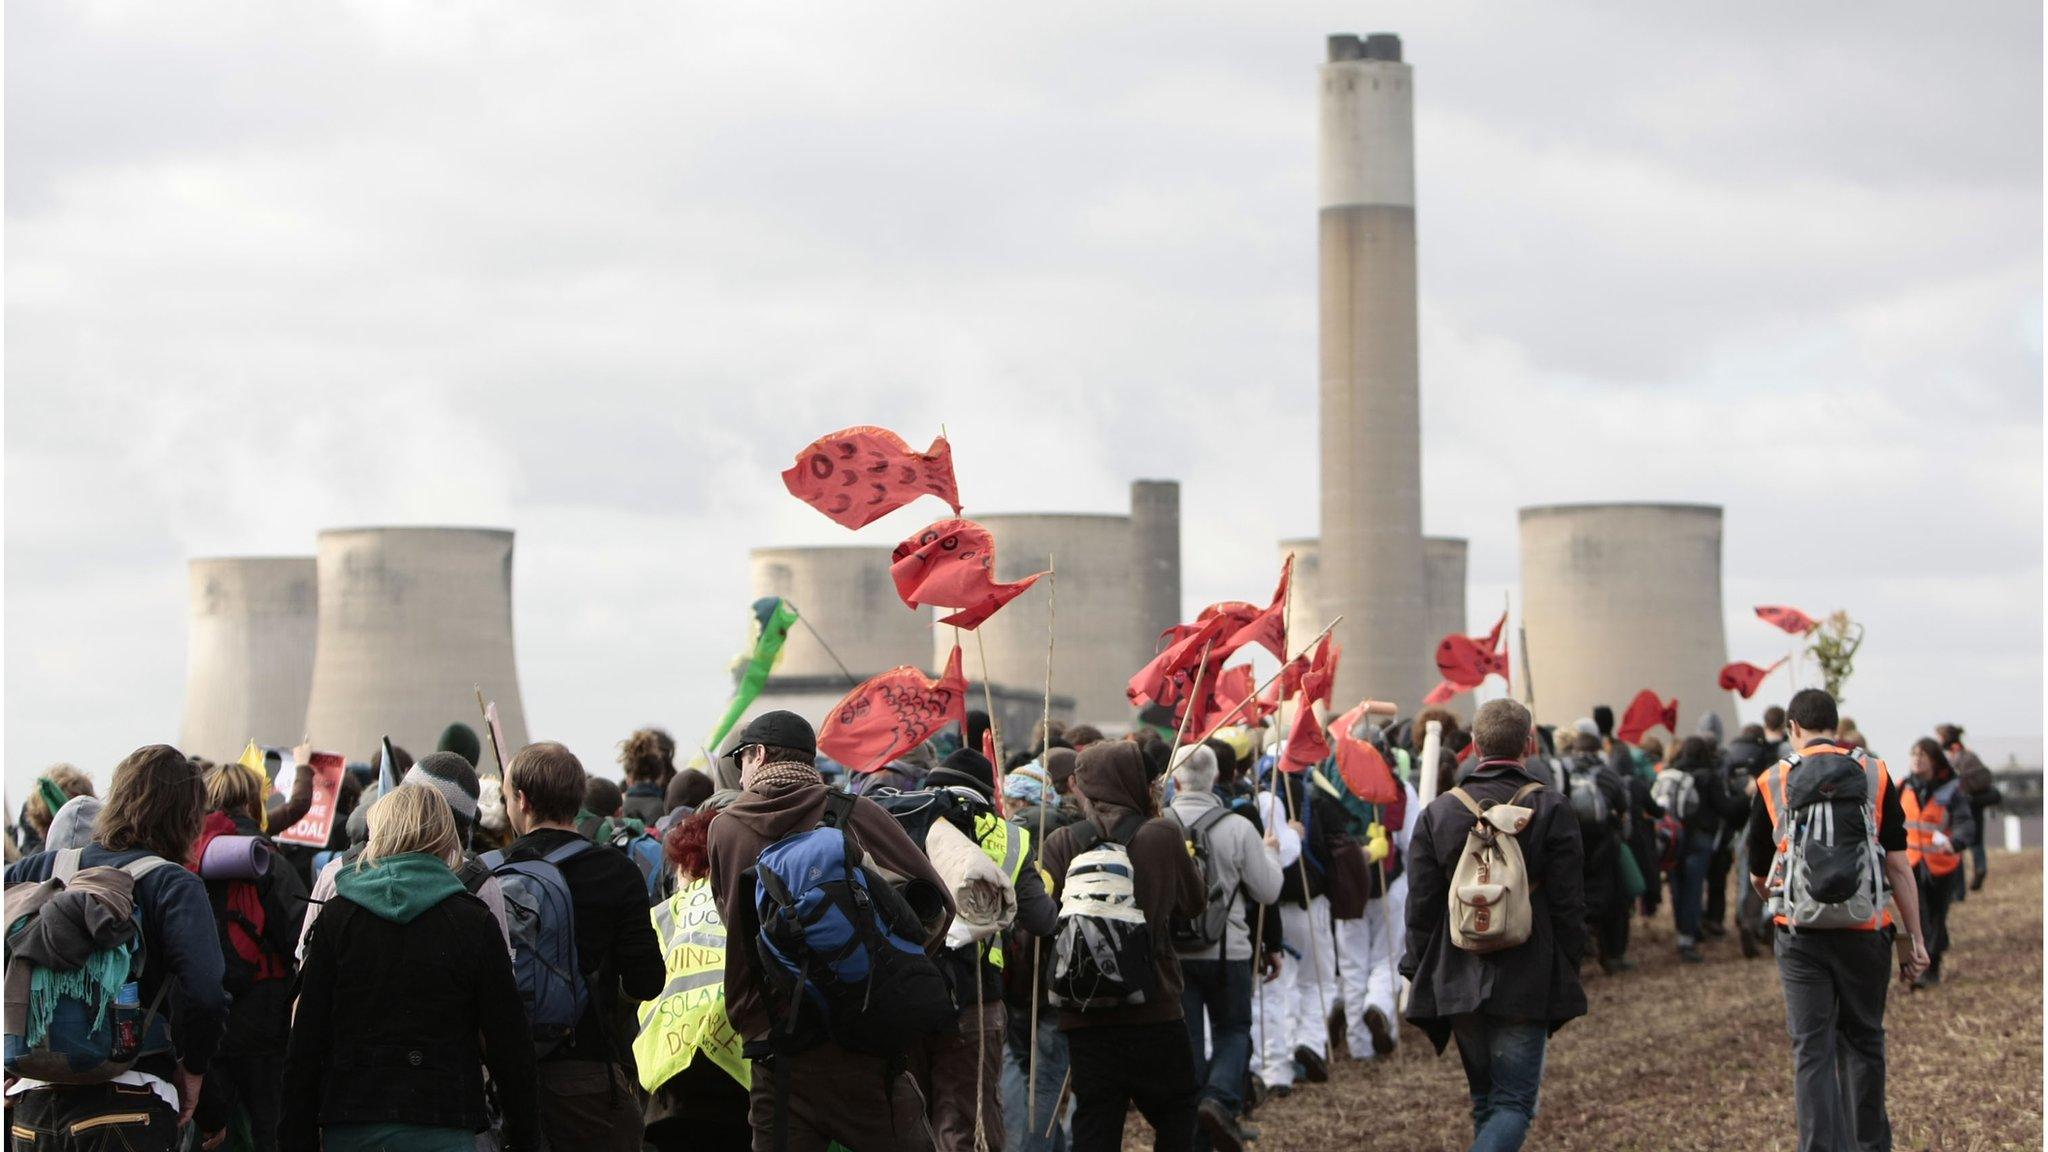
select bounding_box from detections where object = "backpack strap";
[122,856,177,882]
[1448,788,1484,818]
[541,839,594,868]
[1511,782,1544,805]
[51,848,86,884]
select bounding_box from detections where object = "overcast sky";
[7,1,2042,800]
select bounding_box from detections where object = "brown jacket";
[705,765,955,1043]
[1038,742,1205,1031]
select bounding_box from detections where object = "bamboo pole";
[1027,558,1055,1129]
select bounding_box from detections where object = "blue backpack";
[3,851,177,1083]
[745,791,953,1057]
[481,840,592,1055]
[600,820,667,906]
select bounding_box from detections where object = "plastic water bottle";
[111,982,142,1058]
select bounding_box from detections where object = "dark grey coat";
[1399,760,1589,1052]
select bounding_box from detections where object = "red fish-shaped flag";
[820,646,970,771]
[1433,609,1511,691]
[890,519,1047,630]
[1421,680,1465,707]
[1219,555,1292,661]
[1300,634,1341,707]
[1183,663,1260,738]
[1332,702,1401,804]
[1129,615,1231,708]
[783,426,963,530]
[1616,690,1680,746]
[1280,694,1331,773]
[1718,657,1789,700]
[1754,605,1819,636]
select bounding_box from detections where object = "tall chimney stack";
[1319,32,1427,708]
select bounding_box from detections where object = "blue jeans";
[1671,832,1715,944]
[1450,1015,1549,1152]
[1003,1004,1070,1152]
[1179,957,1254,1117]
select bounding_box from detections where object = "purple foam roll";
[199,835,271,880]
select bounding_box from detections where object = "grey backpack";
[1764,749,1887,932]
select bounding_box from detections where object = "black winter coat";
[1401,761,1588,1052]
[279,888,539,1152]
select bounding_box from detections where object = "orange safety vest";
[1756,743,1892,931]
[1902,781,1962,877]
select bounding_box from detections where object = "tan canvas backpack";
[1446,782,1544,953]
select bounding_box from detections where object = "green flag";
[696,597,801,764]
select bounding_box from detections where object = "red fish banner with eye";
[782,426,962,530]
[820,646,970,771]
[1754,604,1819,636]
[889,518,1047,630]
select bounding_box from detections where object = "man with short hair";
[1746,689,1926,1152]
[1166,745,1283,1152]
[502,741,666,1152]
[6,746,232,1151]
[707,711,956,1152]
[1403,700,1586,1152]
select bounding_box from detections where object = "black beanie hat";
[927,747,996,798]
[1592,706,1615,739]
[438,723,483,768]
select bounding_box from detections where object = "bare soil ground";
[1131,852,2043,1151]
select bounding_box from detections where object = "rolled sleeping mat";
[199,835,272,880]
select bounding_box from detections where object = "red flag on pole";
[1280,694,1330,773]
[1434,633,1510,689]
[1301,635,1340,707]
[1754,605,1820,636]
[1616,690,1679,745]
[1129,615,1230,708]
[1220,556,1292,660]
[782,426,962,530]
[1184,664,1259,738]
[889,519,1047,630]
[1421,680,1464,707]
[1332,703,1401,805]
[820,646,970,771]
[1718,657,1789,700]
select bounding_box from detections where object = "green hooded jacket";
[333,852,464,923]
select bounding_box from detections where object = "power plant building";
[744,545,938,732]
[302,527,529,765]
[1518,503,1734,735]
[180,557,318,765]
[937,480,1179,737]
[1281,535,1468,702]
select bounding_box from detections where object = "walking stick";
[1027,559,1055,1131]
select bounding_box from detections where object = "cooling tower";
[936,481,1179,733]
[1423,537,1469,651]
[303,527,529,765]
[180,557,318,764]
[1519,504,1734,736]
[750,546,932,681]
[1319,32,1428,710]
[1278,538,1325,654]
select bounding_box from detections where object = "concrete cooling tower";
[180,557,318,765]
[1281,535,1467,702]
[751,546,933,682]
[302,527,529,765]
[935,480,1180,734]
[1319,32,1429,710]
[1519,503,1734,736]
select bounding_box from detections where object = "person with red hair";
[634,797,749,1152]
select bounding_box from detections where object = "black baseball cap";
[725,710,817,763]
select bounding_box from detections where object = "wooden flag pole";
[1169,642,1218,751]
[1190,616,1346,749]
[1027,557,1056,1129]
[972,629,1005,768]
[475,687,506,779]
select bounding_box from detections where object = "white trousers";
[1277,897,1336,1062]
[1251,946,1296,1087]
[1333,896,1401,1059]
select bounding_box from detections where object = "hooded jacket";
[705,763,956,1043]
[1167,789,1284,962]
[279,852,539,1152]
[1038,742,1206,1031]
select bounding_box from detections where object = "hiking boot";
[1197,1098,1247,1152]
[1270,1083,1293,1099]
[1679,945,1705,964]
[1701,923,1727,939]
[1244,1073,1268,1114]
[1326,1002,1347,1056]
[1294,1045,1330,1083]
[1738,926,1760,959]
[1971,871,1987,892]
[1363,1006,1397,1056]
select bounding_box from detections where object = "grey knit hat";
[405,751,482,845]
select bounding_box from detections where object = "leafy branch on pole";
[1806,610,1864,703]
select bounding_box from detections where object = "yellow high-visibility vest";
[971,812,1030,969]
[633,877,749,1091]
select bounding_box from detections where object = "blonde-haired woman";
[280,786,539,1152]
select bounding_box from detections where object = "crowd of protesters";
[0,688,2005,1152]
